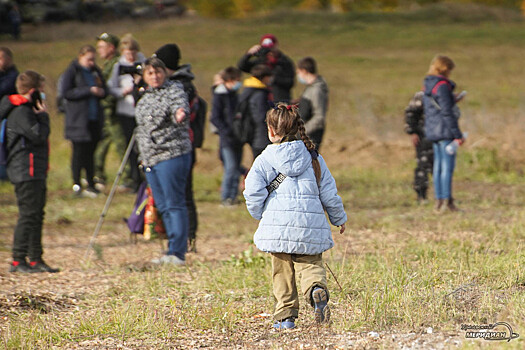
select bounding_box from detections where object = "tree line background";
[185,0,523,18]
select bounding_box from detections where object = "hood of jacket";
[243,76,267,89]
[0,94,26,120]
[169,64,195,81]
[118,52,146,66]
[213,83,229,95]
[423,75,455,96]
[260,140,312,177]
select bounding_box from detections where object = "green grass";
[1,3,525,349]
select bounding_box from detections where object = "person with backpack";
[238,64,273,159]
[0,47,19,180]
[243,104,347,329]
[296,57,329,150]
[61,45,107,198]
[154,43,205,252]
[134,57,191,266]
[404,91,433,205]
[423,55,465,212]
[210,67,243,206]
[0,70,59,273]
[238,34,295,103]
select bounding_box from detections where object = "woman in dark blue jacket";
[61,45,107,197]
[422,55,465,212]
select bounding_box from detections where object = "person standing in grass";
[134,58,191,266]
[243,104,347,329]
[422,55,465,212]
[107,34,146,193]
[61,45,107,198]
[0,70,59,273]
[296,57,329,150]
[239,64,273,159]
[210,66,244,207]
[404,91,433,204]
[93,32,126,190]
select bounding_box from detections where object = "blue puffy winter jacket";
[243,140,347,255]
[423,75,462,142]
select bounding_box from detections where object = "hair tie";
[286,105,292,110]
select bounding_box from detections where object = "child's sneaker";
[29,260,60,273]
[312,287,330,324]
[273,317,296,330]
[8,260,32,273]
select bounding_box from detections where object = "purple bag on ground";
[125,181,148,234]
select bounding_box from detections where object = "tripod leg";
[84,133,136,260]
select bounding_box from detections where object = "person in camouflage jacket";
[404,91,433,203]
[93,33,127,187]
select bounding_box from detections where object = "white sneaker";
[151,255,185,266]
[81,188,98,199]
[94,182,106,192]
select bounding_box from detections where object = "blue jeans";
[220,146,242,201]
[433,140,456,200]
[145,153,191,260]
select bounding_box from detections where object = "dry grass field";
[0,3,524,349]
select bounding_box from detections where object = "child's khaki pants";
[271,252,328,321]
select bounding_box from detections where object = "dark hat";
[154,44,181,71]
[260,34,278,48]
[96,32,119,48]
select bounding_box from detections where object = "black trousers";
[186,148,198,243]
[118,114,141,191]
[72,121,100,187]
[13,179,46,262]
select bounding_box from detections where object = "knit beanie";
[154,44,181,70]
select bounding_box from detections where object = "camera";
[256,47,270,57]
[119,63,144,76]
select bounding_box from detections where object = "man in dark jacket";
[0,70,58,273]
[154,43,202,252]
[238,34,295,103]
[404,91,433,204]
[239,64,273,159]
[0,47,18,180]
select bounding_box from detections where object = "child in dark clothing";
[0,70,58,273]
[210,66,243,206]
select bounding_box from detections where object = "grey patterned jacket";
[134,80,191,168]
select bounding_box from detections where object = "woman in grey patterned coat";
[134,57,191,266]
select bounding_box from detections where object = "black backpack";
[232,90,255,145]
[190,95,207,148]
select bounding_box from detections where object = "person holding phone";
[422,55,465,212]
[0,70,59,273]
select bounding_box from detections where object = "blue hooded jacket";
[423,75,462,141]
[243,140,347,255]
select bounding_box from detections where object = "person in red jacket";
[0,70,58,273]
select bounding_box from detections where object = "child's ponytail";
[297,117,322,186]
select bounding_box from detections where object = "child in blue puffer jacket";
[243,103,347,330]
